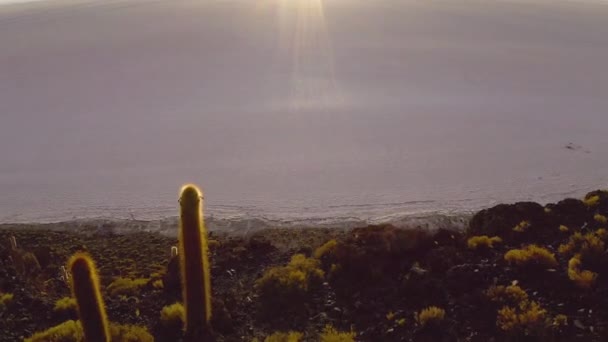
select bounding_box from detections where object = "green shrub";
[513,221,531,233]
[314,239,337,259]
[594,214,607,224]
[467,236,502,250]
[109,323,154,342]
[257,254,324,298]
[25,321,153,342]
[107,277,149,297]
[160,302,185,330]
[584,195,600,207]
[558,230,606,259]
[567,254,597,289]
[0,292,14,310]
[264,331,303,342]
[504,245,558,269]
[486,284,528,305]
[415,306,446,328]
[319,325,355,342]
[54,297,77,314]
[24,320,84,342]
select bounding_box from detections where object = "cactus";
[178,184,212,337]
[68,253,110,342]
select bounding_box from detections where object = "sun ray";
[273,0,343,111]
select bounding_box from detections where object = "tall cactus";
[178,184,212,338]
[68,253,110,342]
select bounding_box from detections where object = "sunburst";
[260,0,343,111]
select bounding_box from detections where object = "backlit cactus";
[178,184,212,337]
[68,253,110,342]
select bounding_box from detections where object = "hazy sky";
[1,0,608,222]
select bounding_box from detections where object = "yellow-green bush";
[256,254,324,298]
[567,254,597,289]
[513,221,531,233]
[594,214,607,224]
[486,284,528,304]
[53,297,77,313]
[0,292,14,309]
[497,300,549,334]
[553,314,568,327]
[152,279,163,290]
[264,331,303,342]
[504,245,558,268]
[558,230,606,258]
[319,325,356,342]
[24,320,84,342]
[415,306,446,328]
[584,195,600,207]
[160,302,185,329]
[109,323,154,342]
[559,225,569,233]
[107,277,149,297]
[467,236,502,250]
[25,321,153,342]
[314,239,338,259]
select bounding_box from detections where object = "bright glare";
[274,0,343,110]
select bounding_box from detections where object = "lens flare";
[272,0,343,111]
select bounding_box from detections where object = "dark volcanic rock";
[468,202,548,241]
[546,198,588,229]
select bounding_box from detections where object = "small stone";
[574,320,585,330]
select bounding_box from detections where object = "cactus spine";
[178,184,212,337]
[68,253,110,342]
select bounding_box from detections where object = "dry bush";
[584,195,600,207]
[107,277,149,296]
[256,254,324,310]
[313,239,337,259]
[263,331,303,342]
[594,214,607,224]
[415,306,446,328]
[160,302,185,330]
[24,320,83,342]
[0,292,14,310]
[319,325,356,342]
[53,297,77,314]
[467,236,502,250]
[567,254,597,289]
[513,221,531,233]
[504,245,557,269]
[25,320,154,342]
[497,301,549,335]
[486,284,528,305]
[558,230,606,259]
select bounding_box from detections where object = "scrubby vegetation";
[263,331,304,342]
[107,277,150,297]
[0,292,13,309]
[467,235,502,250]
[159,302,184,329]
[5,188,608,340]
[415,306,446,328]
[53,296,77,314]
[504,245,558,268]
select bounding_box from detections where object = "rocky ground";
[3,190,608,341]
